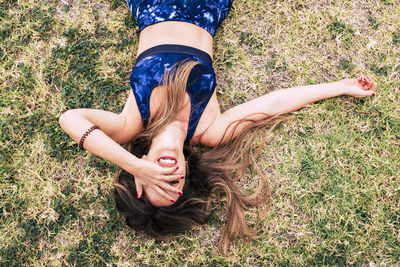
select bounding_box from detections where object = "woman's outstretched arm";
[209,78,377,145]
[59,91,182,200]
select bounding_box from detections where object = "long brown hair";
[113,60,286,253]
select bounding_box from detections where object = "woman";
[59,0,377,252]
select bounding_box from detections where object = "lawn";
[1,0,399,265]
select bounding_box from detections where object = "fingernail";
[181,176,185,179]
[176,167,179,170]
[170,199,175,203]
[178,192,183,196]
[372,92,376,96]
[136,194,140,199]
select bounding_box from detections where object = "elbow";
[59,110,75,130]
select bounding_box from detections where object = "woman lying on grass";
[59,0,377,252]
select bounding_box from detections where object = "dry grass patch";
[1,0,400,265]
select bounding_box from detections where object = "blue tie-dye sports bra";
[130,45,216,142]
[126,0,233,36]
[127,1,232,141]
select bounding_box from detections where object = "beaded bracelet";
[79,125,100,150]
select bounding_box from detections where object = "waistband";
[136,44,212,65]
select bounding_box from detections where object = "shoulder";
[190,93,228,146]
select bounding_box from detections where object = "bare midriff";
[137,21,214,57]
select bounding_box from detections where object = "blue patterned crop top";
[130,45,216,142]
[126,0,233,36]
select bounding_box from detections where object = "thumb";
[367,90,376,97]
[135,182,143,199]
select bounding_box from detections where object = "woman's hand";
[129,156,184,202]
[342,77,377,98]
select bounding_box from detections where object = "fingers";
[357,77,374,89]
[135,182,143,199]
[159,174,185,181]
[160,166,180,175]
[154,186,176,203]
[158,181,183,195]
[357,77,368,87]
[365,90,375,97]
[357,77,377,96]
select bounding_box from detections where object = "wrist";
[337,79,348,96]
[122,153,140,175]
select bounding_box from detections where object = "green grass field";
[1,0,399,265]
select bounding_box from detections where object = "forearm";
[222,80,345,121]
[264,80,346,115]
[59,111,139,172]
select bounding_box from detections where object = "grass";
[1,0,399,265]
